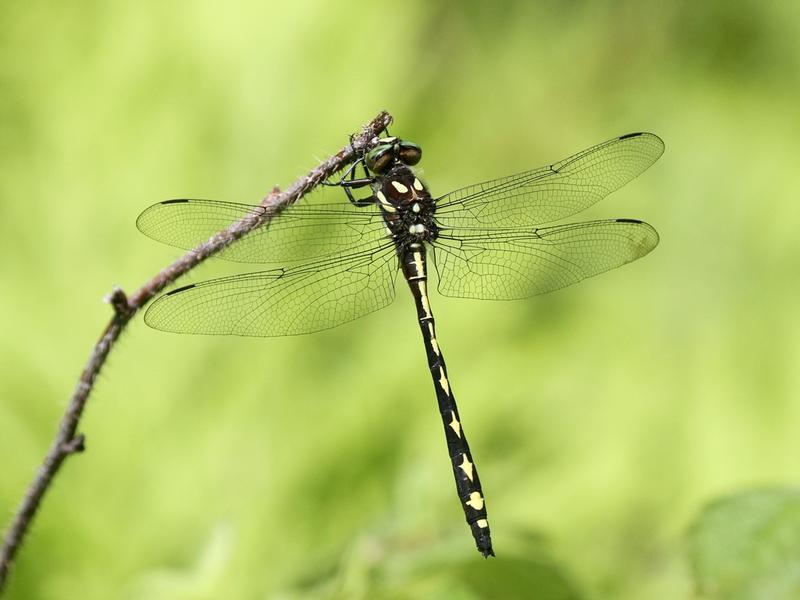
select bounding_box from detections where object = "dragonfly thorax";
[374,165,438,246]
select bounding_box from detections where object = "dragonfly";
[137,131,664,557]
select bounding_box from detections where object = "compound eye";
[365,144,394,174]
[398,141,422,166]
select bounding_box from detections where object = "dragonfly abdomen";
[399,246,494,557]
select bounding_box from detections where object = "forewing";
[432,220,659,300]
[435,132,664,229]
[144,244,399,336]
[137,198,386,264]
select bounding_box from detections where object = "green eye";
[398,141,422,166]
[365,144,394,173]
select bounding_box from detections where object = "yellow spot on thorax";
[376,191,396,212]
[391,180,409,193]
[413,178,424,191]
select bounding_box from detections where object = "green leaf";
[688,488,800,600]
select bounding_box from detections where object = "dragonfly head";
[365,137,422,174]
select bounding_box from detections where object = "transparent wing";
[144,243,399,336]
[432,219,659,300]
[137,198,386,264]
[434,132,664,229]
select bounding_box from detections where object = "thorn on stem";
[62,435,86,454]
[260,186,281,206]
[105,286,132,319]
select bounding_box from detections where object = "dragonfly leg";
[340,177,376,207]
[322,159,376,206]
[322,158,360,187]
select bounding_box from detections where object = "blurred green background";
[2,1,799,598]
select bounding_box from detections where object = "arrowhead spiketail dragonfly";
[137,131,664,557]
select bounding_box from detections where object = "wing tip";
[618,131,665,156]
[136,199,191,233]
[618,131,662,141]
[612,218,660,250]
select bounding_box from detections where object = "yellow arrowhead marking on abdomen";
[465,492,484,511]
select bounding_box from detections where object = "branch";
[0,110,393,593]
